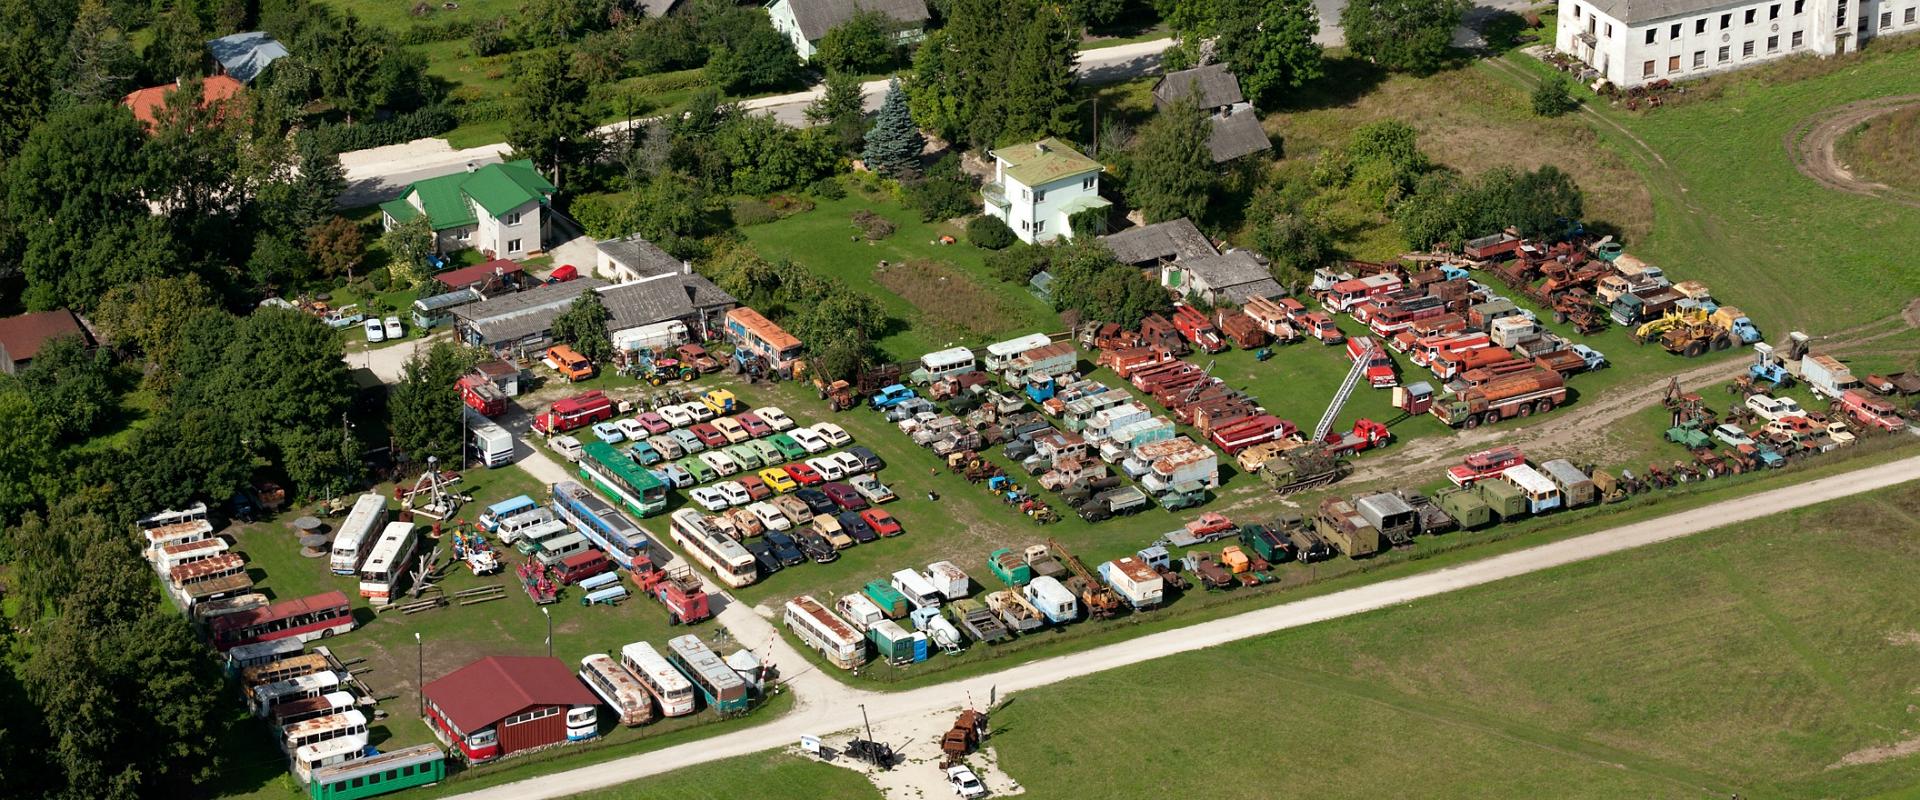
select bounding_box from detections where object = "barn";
[421,656,599,763]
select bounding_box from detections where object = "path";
[439,454,1920,800]
[1784,94,1920,209]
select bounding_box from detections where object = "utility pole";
[542,607,552,658]
[415,632,424,716]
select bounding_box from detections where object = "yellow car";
[701,389,738,415]
[758,467,798,493]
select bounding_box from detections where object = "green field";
[622,478,1920,800]
[568,753,875,800]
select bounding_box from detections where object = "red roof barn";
[0,309,92,375]
[422,656,598,762]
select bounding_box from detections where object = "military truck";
[1314,498,1382,558]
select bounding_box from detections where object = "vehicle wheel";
[1685,341,1707,357]
[1518,403,1532,417]
[1538,399,1556,413]
[321,629,335,638]
[1463,414,1479,429]
[1713,335,1732,351]
[1485,412,1502,427]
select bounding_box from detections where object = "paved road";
[337,39,1175,208]
[438,454,1920,800]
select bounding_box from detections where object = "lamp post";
[415,632,424,716]
[542,607,552,658]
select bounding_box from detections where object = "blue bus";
[551,480,652,571]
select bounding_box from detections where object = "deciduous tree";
[805,69,868,153]
[813,10,896,75]
[305,216,366,279]
[551,290,613,362]
[1341,0,1469,73]
[1214,0,1323,104]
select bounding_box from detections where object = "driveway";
[542,216,601,280]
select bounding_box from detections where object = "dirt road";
[1786,94,1920,209]
[439,454,1920,800]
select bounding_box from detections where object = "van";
[545,345,595,382]
[890,569,943,610]
[534,532,592,566]
[559,550,613,584]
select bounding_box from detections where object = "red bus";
[210,591,355,652]
[532,391,615,435]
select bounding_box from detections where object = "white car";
[790,427,830,454]
[382,315,404,339]
[680,401,717,423]
[615,418,651,440]
[805,456,847,481]
[688,487,730,512]
[828,451,865,476]
[362,318,386,343]
[698,450,741,476]
[756,406,796,431]
[1825,422,1856,446]
[748,501,791,532]
[647,434,685,459]
[811,422,852,447]
[1745,394,1806,422]
[713,480,752,507]
[658,404,695,427]
[947,766,986,799]
[550,435,584,462]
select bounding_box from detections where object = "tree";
[1252,210,1334,277]
[551,291,613,363]
[7,336,118,444]
[119,408,250,512]
[64,0,138,105]
[1046,238,1167,326]
[94,276,220,393]
[908,0,1079,147]
[1125,97,1214,223]
[145,3,206,82]
[175,308,353,474]
[1214,0,1323,104]
[389,341,477,465]
[805,69,867,153]
[1341,0,1469,74]
[305,216,366,279]
[705,243,785,303]
[631,170,714,256]
[380,214,435,288]
[998,1,1079,144]
[507,47,592,189]
[258,136,348,239]
[147,77,243,221]
[310,13,384,121]
[862,79,924,176]
[1065,0,1124,27]
[813,10,895,75]
[246,232,313,289]
[705,20,802,93]
[1502,165,1583,238]
[1531,75,1579,117]
[903,153,975,221]
[5,103,155,310]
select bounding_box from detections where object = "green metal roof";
[395,160,553,232]
[991,137,1102,187]
[379,198,421,223]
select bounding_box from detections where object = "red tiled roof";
[423,656,595,733]
[121,75,245,130]
[0,310,89,364]
[434,259,525,289]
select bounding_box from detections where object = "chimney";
[681,259,692,275]
[466,161,478,173]
[1035,142,1049,154]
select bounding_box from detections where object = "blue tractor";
[1747,342,1794,390]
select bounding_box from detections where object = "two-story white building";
[380,160,555,259]
[764,0,929,61]
[1557,0,1918,87]
[983,138,1111,245]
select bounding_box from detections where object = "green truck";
[862,580,909,618]
[1434,487,1492,530]
[1475,478,1528,522]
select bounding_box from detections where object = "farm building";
[422,656,598,763]
[1164,250,1283,306]
[765,0,930,60]
[1555,0,1919,88]
[0,309,93,375]
[596,234,686,282]
[452,272,734,353]
[1101,217,1217,273]
[1151,64,1271,164]
[206,31,286,84]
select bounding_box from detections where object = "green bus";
[309,744,444,800]
[580,441,669,517]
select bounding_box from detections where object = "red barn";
[422,656,599,763]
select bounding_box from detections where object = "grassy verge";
[1836,103,1920,195]
[565,751,874,800]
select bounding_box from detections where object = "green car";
[749,439,784,465]
[676,456,717,484]
[768,433,808,461]
[724,443,763,470]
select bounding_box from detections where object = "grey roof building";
[1206,108,1272,163]
[1100,218,1216,267]
[595,234,686,282]
[765,0,930,60]
[207,32,288,84]
[451,271,736,352]
[1152,64,1271,165]
[1172,251,1283,306]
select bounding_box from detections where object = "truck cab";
[544,345,595,382]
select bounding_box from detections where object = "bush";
[732,199,779,226]
[299,105,458,153]
[1531,76,1580,117]
[366,266,391,291]
[966,215,1015,249]
[767,194,816,216]
[809,177,847,200]
[987,245,1049,283]
[903,154,975,222]
[851,209,895,240]
[467,17,514,56]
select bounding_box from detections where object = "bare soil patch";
[873,259,1022,339]
[1828,733,1920,769]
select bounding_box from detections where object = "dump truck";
[987,548,1032,587]
[1540,459,1596,508]
[1078,486,1150,522]
[1435,487,1492,529]
[984,589,1046,633]
[1474,478,1528,522]
[947,598,1013,644]
[1354,493,1417,546]
[1430,369,1567,429]
[1314,497,1382,558]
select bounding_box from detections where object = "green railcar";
[309,744,444,800]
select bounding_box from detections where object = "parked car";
[838,510,879,543]
[647,435,685,460]
[627,440,663,465]
[676,343,721,372]
[677,457,716,484]
[590,422,625,445]
[738,474,773,501]
[811,422,852,447]
[688,487,730,512]
[828,452,865,477]
[790,428,831,454]
[748,501,791,532]
[636,411,673,434]
[784,463,824,486]
[795,488,837,516]
[947,766,986,799]
[822,482,867,511]
[680,401,717,423]
[658,404,695,427]
[363,318,386,343]
[770,494,812,525]
[847,446,885,472]
[860,508,902,537]
[850,474,896,504]
[713,481,752,507]
[698,450,741,477]
[749,439,785,465]
[382,316,404,339]
[759,468,798,493]
[756,407,796,431]
[550,435,584,462]
[1711,423,1754,448]
[736,413,773,438]
[689,423,728,448]
[668,428,705,454]
[724,443,763,470]
[763,530,805,566]
[795,529,838,563]
[652,464,693,488]
[744,539,782,575]
[712,417,751,444]
[615,418,651,441]
[805,456,847,481]
[768,433,809,461]
[1745,394,1807,422]
[812,514,854,549]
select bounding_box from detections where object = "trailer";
[1238,523,1295,564]
[862,580,909,619]
[1501,464,1562,515]
[1207,415,1294,455]
[1475,478,1528,522]
[1314,497,1382,558]
[1354,492,1417,546]
[923,561,970,601]
[1540,459,1596,508]
[947,598,1013,643]
[1434,487,1491,529]
[867,618,927,664]
[985,589,1046,633]
[1802,354,1862,400]
[1098,557,1165,610]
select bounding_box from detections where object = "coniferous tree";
[507,47,592,189]
[994,0,1079,144]
[863,79,924,176]
[1125,97,1215,223]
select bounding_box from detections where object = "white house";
[379,160,555,260]
[764,0,930,61]
[984,138,1111,245]
[1557,0,1918,87]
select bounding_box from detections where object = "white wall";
[766,0,815,60]
[1558,0,1920,86]
[998,171,1100,244]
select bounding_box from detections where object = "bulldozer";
[1658,320,1734,357]
[1631,307,1708,345]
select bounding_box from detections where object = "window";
[1770,3,1780,18]
[351,778,364,789]
[1881,10,1893,26]
[1646,28,1658,43]
[1020,220,1029,231]
[504,211,521,225]
[1034,220,1046,234]
[1574,4,1581,16]
[1793,0,1804,11]
[1767,34,1779,50]
[1693,50,1706,66]
[386,770,398,782]
[1021,188,1030,200]
[1719,44,1731,60]
[401,765,415,776]
[1668,55,1681,70]
[1643,60,1656,77]
[1907,8,1916,23]
[1721,13,1732,27]
[1743,39,1755,55]
[1696,18,1707,32]
[507,238,521,252]
[1033,189,1046,202]
[332,782,348,793]
[1744,9,1755,23]
[1605,23,1613,35]
[1671,23,1682,37]
[1081,177,1095,190]
[1792,30,1805,46]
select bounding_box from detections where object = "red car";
[859,508,901,537]
[783,463,824,486]
[822,481,866,511]
[689,422,728,448]
[735,412,773,438]
[738,474,773,501]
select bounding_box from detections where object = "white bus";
[329,494,390,576]
[359,521,419,607]
[666,509,757,588]
[783,595,867,670]
[1502,464,1563,515]
[154,537,229,574]
[284,709,368,752]
[620,642,695,717]
[579,654,656,727]
[911,346,978,384]
[252,671,343,717]
[984,333,1052,371]
[294,734,369,783]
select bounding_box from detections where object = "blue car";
[628,440,664,465]
[590,422,625,445]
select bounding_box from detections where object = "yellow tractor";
[1631,307,1707,344]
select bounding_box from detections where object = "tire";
[321,629,335,638]
[1685,341,1707,358]
[1484,412,1502,427]
[1537,399,1555,414]
[1463,415,1480,429]
[1713,335,1732,351]
[1518,403,1533,417]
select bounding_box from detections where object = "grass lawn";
[1489,44,1920,334]
[1837,104,1920,195]
[210,465,789,800]
[738,193,1060,361]
[566,753,876,800]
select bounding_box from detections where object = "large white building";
[1558,0,1918,87]
[764,0,929,61]
[984,138,1110,245]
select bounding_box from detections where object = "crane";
[1311,341,1377,446]
[1181,359,1217,405]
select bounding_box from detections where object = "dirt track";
[1786,94,1920,209]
